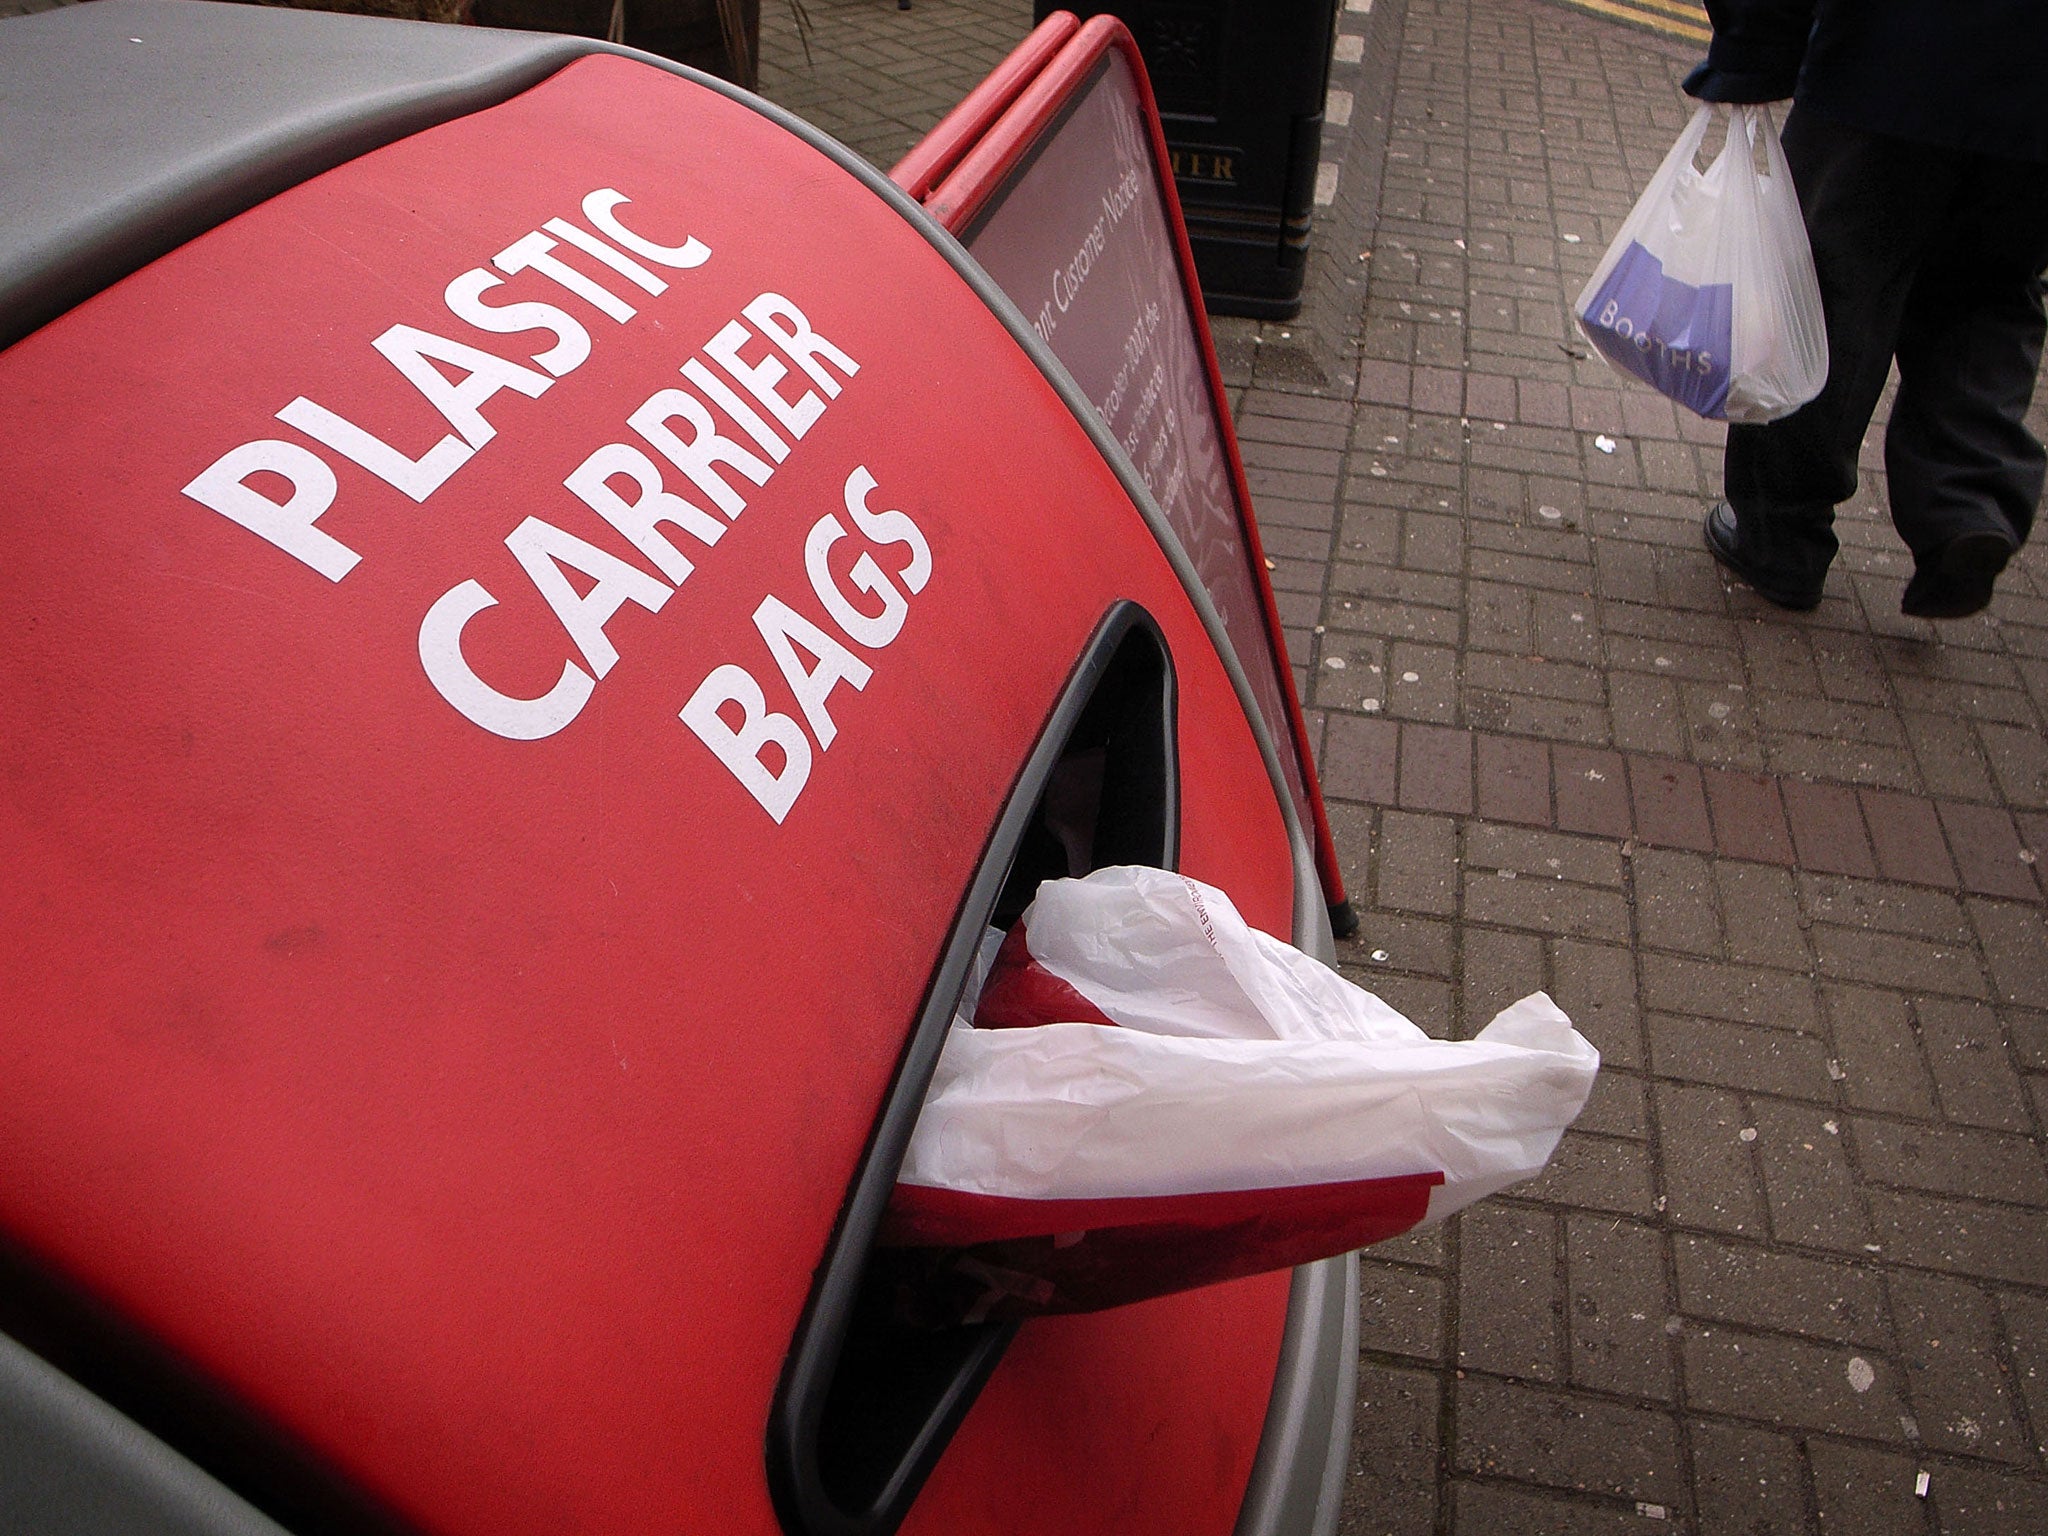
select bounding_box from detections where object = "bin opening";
[770,603,1177,1536]
[992,622,1177,927]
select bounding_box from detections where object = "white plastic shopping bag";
[877,866,1598,1321]
[1575,103,1826,423]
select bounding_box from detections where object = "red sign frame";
[893,15,1354,934]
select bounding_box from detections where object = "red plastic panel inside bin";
[0,51,1293,1536]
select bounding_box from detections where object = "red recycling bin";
[0,4,1354,1536]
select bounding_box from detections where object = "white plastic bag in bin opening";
[876,866,1598,1322]
[1574,102,1826,424]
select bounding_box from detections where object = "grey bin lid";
[0,0,609,351]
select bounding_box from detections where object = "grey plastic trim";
[0,0,611,351]
[0,1329,293,1536]
[1230,1252,1360,1536]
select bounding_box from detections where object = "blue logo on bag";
[1581,241,1733,418]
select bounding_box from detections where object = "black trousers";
[1722,109,2048,588]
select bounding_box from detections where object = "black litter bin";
[1041,0,1340,318]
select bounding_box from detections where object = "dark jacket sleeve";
[1683,0,1818,101]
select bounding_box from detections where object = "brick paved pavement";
[758,3,2048,1533]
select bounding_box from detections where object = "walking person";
[1687,1,2048,618]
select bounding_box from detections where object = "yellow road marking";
[1617,0,1714,22]
[1553,0,1713,43]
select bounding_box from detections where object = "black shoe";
[1702,502,1823,611]
[1900,528,2017,620]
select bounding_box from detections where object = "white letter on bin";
[419,580,595,740]
[753,595,871,750]
[183,440,359,581]
[582,189,711,270]
[563,443,726,585]
[843,467,931,594]
[742,294,858,397]
[681,665,811,823]
[504,516,672,679]
[444,268,592,377]
[373,325,552,450]
[277,396,472,504]
[804,515,907,650]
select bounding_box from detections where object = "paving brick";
[1359,358,1409,405]
[2009,1007,2048,1073]
[2018,809,2048,862]
[1460,925,1552,1038]
[1808,1439,1929,1536]
[1624,755,1714,851]
[1781,779,1880,878]
[1448,1482,1649,1536]
[1564,1215,1672,1401]
[1357,1259,1447,1361]
[1369,1215,1446,1271]
[1466,823,1624,887]
[1517,379,1571,429]
[1387,640,1461,722]
[1456,1202,1562,1381]
[1341,912,1456,978]
[1552,745,1632,838]
[1333,594,1464,645]
[1522,1131,1658,1217]
[1647,1014,1837,1100]
[1978,718,2048,809]
[1466,581,1534,654]
[1337,1362,1439,1536]
[1826,987,1933,1122]
[1609,671,1689,757]
[1464,373,1516,423]
[1967,897,2048,1009]
[1372,973,1457,1035]
[1811,925,1990,998]
[1714,862,1810,971]
[1655,1083,1768,1237]
[1997,1290,2048,1464]
[1683,1325,1909,1439]
[1640,953,1820,1033]
[1550,938,1643,1069]
[1853,1117,2048,1206]
[1688,1421,1807,1536]
[1702,767,1795,865]
[1377,810,1459,916]
[1400,513,1467,576]
[1473,689,1613,747]
[1673,1233,1891,1349]
[1631,849,1720,956]
[1888,1271,2033,1464]
[1860,788,1960,887]
[1399,721,1475,813]
[1939,800,2043,901]
[1463,870,1631,942]
[1575,1068,1650,1139]
[1748,1098,1873,1251]
[1757,693,1910,748]
[1797,873,1973,942]
[1454,1377,1685,1504]
[1413,365,1463,416]
[1905,707,1999,800]
[1917,997,2033,1132]
[1928,1463,2048,1536]
[1866,1189,2048,1286]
